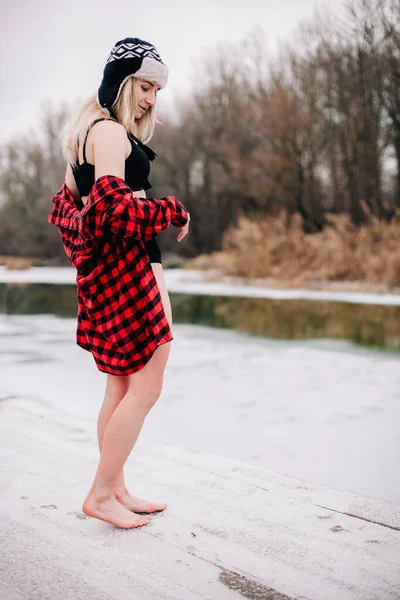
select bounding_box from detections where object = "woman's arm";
[65,122,145,205]
[91,120,127,181]
[90,120,146,199]
[79,121,190,240]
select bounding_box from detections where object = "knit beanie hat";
[97,37,168,109]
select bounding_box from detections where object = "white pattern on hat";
[107,41,163,64]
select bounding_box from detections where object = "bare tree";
[0,103,68,260]
[381,0,400,206]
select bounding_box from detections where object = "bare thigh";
[104,338,171,415]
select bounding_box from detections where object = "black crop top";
[71,118,157,197]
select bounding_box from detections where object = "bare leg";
[113,263,172,513]
[83,263,173,528]
[83,341,171,528]
[96,263,173,515]
[97,375,129,495]
[97,374,167,513]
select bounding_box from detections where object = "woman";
[49,38,190,529]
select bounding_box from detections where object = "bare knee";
[124,342,170,412]
[145,381,164,411]
[127,380,163,414]
[104,374,129,406]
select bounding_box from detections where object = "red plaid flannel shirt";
[48,174,189,375]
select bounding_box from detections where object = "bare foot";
[82,493,151,529]
[116,490,167,514]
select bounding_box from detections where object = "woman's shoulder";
[90,118,127,141]
[86,118,130,160]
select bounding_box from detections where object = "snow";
[1,314,399,504]
[1,295,400,598]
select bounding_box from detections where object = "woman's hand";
[177,213,190,242]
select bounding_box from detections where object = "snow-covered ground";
[1,314,399,504]
[1,314,400,599]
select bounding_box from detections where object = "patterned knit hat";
[97,37,168,109]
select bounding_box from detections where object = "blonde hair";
[61,78,157,164]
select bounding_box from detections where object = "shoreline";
[1,265,400,306]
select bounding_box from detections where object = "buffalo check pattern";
[48,175,189,375]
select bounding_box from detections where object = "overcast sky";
[1,0,347,143]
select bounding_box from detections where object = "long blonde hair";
[61,78,157,163]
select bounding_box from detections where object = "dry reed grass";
[0,256,39,270]
[221,210,400,288]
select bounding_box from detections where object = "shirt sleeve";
[108,194,189,241]
[81,175,189,242]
